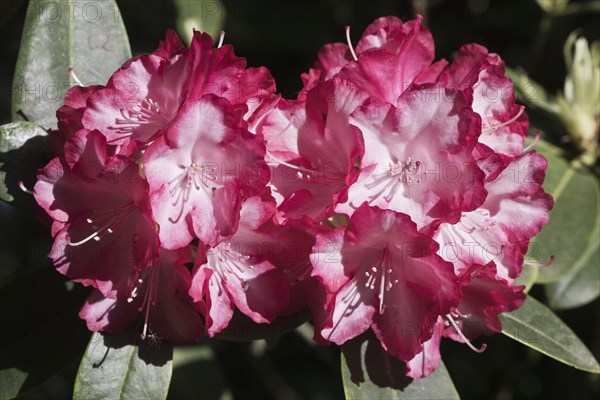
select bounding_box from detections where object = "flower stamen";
[345,26,359,61]
[137,266,160,341]
[366,157,422,203]
[18,181,34,195]
[218,31,225,48]
[482,106,525,135]
[522,131,541,153]
[68,67,84,87]
[364,250,398,314]
[208,242,254,292]
[524,256,555,268]
[113,98,168,136]
[446,313,487,353]
[67,203,137,246]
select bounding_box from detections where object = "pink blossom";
[190,191,313,335]
[446,261,525,342]
[439,44,529,158]
[80,248,204,345]
[73,31,275,154]
[31,19,555,357]
[53,85,101,153]
[186,31,277,130]
[81,42,190,152]
[434,151,553,280]
[405,260,526,379]
[302,16,434,104]
[34,130,159,299]
[152,29,186,59]
[310,204,460,361]
[405,316,445,379]
[143,95,269,249]
[257,78,366,222]
[336,84,486,232]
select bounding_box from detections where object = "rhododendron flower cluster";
[33,16,552,378]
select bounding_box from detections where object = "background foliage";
[0,0,599,399]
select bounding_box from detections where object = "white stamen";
[524,256,555,268]
[141,298,152,340]
[379,264,386,314]
[218,31,225,48]
[137,266,160,341]
[483,106,525,134]
[522,131,541,153]
[208,243,254,292]
[67,204,136,246]
[365,157,422,203]
[68,67,84,87]
[266,150,342,184]
[345,26,358,61]
[67,231,101,246]
[446,313,487,353]
[18,181,33,195]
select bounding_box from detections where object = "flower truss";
[33,17,552,377]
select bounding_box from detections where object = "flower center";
[267,151,345,184]
[67,203,137,246]
[128,265,160,340]
[366,156,422,203]
[167,162,222,223]
[112,98,169,139]
[363,249,398,314]
[458,209,497,234]
[207,242,254,292]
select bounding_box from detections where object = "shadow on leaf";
[342,330,413,390]
[0,125,50,211]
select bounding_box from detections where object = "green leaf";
[340,332,460,400]
[213,309,311,341]
[531,140,600,284]
[169,345,231,400]
[12,0,131,129]
[73,330,173,400]
[174,0,225,45]
[0,122,48,206]
[544,245,600,309]
[499,296,600,374]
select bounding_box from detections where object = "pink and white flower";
[439,44,529,158]
[80,248,204,345]
[190,191,313,335]
[34,130,159,299]
[143,95,269,249]
[336,84,486,232]
[32,18,554,359]
[310,204,460,361]
[70,31,275,155]
[435,151,553,280]
[258,78,366,223]
[302,15,435,104]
